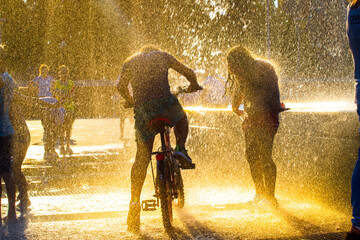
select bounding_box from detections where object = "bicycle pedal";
[181,163,196,170]
[142,200,157,211]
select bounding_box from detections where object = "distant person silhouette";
[117,45,202,233]
[346,0,360,239]
[0,46,18,223]
[52,65,76,157]
[226,45,288,207]
[10,90,58,215]
[29,64,59,161]
[199,70,229,107]
[9,102,31,214]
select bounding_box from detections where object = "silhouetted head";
[58,65,69,80]
[227,45,255,78]
[39,64,49,77]
[225,45,256,96]
[140,45,160,54]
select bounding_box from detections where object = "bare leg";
[65,114,75,154]
[119,115,125,141]
[12,142,30,211]
[3,173,17,222]
[245,128,266,197]
[130,138,154,202]
[174,114,188,149]
[59,127,65,155]
[127,137,154,232]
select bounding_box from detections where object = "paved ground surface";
[0,118,352,239]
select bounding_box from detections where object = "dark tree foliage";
[0,0,353,81]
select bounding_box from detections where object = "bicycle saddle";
[148,117,172,133]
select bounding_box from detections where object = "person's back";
[0,72,15,137]
[239,60,281,127]
[123,51,174,105]
[347,1,360,79]
[118,46,202,233]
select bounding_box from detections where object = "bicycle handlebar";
[174,84,203,97]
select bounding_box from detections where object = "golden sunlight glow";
[184,105,232,112]
[184,101,356,113]
[286,101,356,113]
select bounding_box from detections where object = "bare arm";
[12,91,58,108]
[231,90,244,117]
[169,56,202,92]
[0,75,4,89]
[116,65,134,107]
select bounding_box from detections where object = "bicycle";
[141,86,199,232]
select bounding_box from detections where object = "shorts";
[134,95,185,142]
[0,135,13,173]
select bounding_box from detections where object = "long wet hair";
[225,45,255,96]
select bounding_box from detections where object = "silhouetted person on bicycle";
[226,45,288,207]
[117,45,202,233]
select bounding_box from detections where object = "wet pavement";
[0,117,352,239]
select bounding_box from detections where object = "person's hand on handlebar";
[186,83,203,93]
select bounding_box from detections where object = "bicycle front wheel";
[158,161,173,231]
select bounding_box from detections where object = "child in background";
[52,65,76,156]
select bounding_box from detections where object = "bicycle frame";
[141,126,178,211]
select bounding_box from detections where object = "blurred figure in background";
[52,65,76,157]
[29,64,59,161]
[226,45,288,207]
[199,70,229,107]
[9,101,31,214]
[29,64,54,99]
[10,88,59,215]
[0,46,18,223]
[346,0,360,239]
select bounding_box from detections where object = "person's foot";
[43,151,52,161]
[66,147,73,155]
[345,233,360,240]
[174,147,194,169]
[345,226,360,240]
[3,213,17,224]
[248,193,263,204]
[127,202,141,233]
[50,150,59,159]
[44,151,59,162]
[252,194,279,209]
[17,198,31,214]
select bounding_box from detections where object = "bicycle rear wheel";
[158,160,173,231]
[174,170,184,209]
